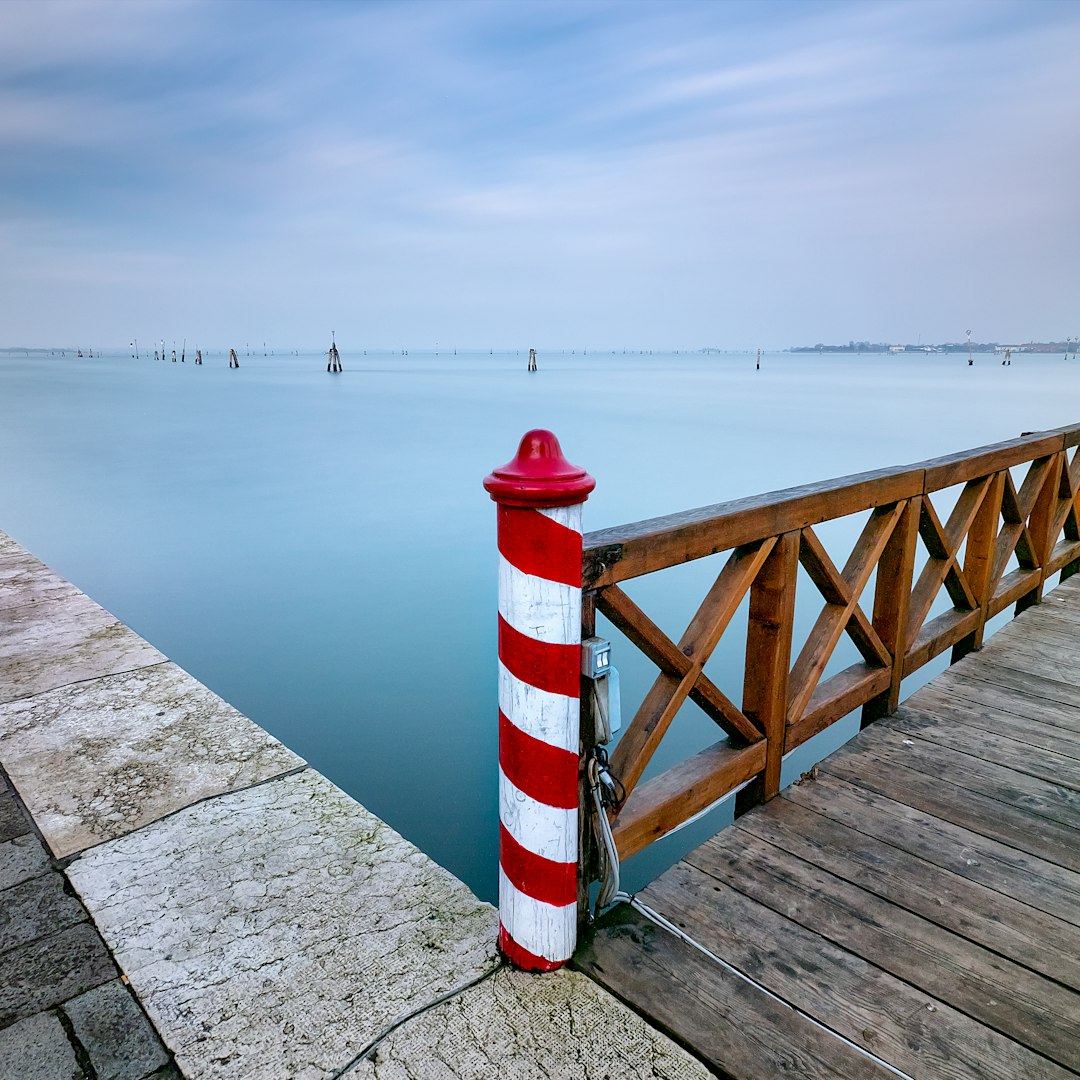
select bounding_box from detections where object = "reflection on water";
[1,347,1075,900]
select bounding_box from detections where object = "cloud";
[1,0,1079,346]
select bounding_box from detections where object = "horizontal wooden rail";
[583,424,1080,863]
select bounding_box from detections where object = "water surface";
[1,346,1074,898]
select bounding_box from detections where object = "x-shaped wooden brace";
[905,477,990,646]
[597,538,775,801]
[1046,448,1080,555]
[990,456,1055,585]
[786,504,901,724]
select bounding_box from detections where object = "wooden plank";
[687,830,1080,1070]
[643,862,1071,1080]
[988,567,1042,616]
[984,638,1080,689]
[957,653,1080,713]
[920,432,1063,492]
[736,798,1080,988]
[904,683,1080,760]
[902,607,980,677]
[783,771,1080,926]
[610,740,765,861]
[1013,601,1080,632]
[857,711,1080,829]
[885,705,1080,792]
[738,530,799,807]
[934,665,1080,733]
[820,739,1080,872]
[987,621,1080,668]
[787,663,890,752]
[1048,538,1080,575]
[573,905,895,1080]
[581,467,924,587]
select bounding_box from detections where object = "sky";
[2,0,1078,350]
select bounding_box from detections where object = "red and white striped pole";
[484,429,595,971]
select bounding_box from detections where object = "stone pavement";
[0,773,178,1080]
[0,530,712,1080]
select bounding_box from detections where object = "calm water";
[1,346,1075,900]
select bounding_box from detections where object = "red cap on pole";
[483,429,595,508]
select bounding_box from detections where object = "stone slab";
[0,921,116,1026]
[0,871,87,953]
[66,769,499,1080]
[0,530,26,559]
[0,1011,83,1080]
[0,833,50,890]
[345,966,711,1080]
[0,786,30,842]
[64,979,170,1080]
[0,662,304,857]
[0,550,83,611]
[0,593,165,704]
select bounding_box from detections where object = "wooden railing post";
[862,496,921,725]
[735,530,798,815]
[1017,453,1060,614]
[953,473,1004,662]
[484,430,595,972]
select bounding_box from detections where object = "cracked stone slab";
[346,966,712,1080]
[0,588,165,704]
[66,769,499,1080]
[0,662,304,857]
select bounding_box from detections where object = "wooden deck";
[576,576,1080,1079]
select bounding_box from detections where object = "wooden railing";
[580,424,1080,865]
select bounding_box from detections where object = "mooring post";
[484,429,595,971]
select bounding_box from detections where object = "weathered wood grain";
[956,653,1080,713]
[820,740,1080,871]
[735,796,1080,987]
[788,663,890,751]
[782,772,1080,925]
[852,714,1080,829]
[688,830,1080,1070]
[582,467,924,587]
[903,682,1080,759]
[920,433,1063,492]
[610,740,765,861]
[932,666,1080,732]
[642,862,1072,1080]
[884,705,1080,791]
[740,530,798,806]
[574,905,893,1079]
